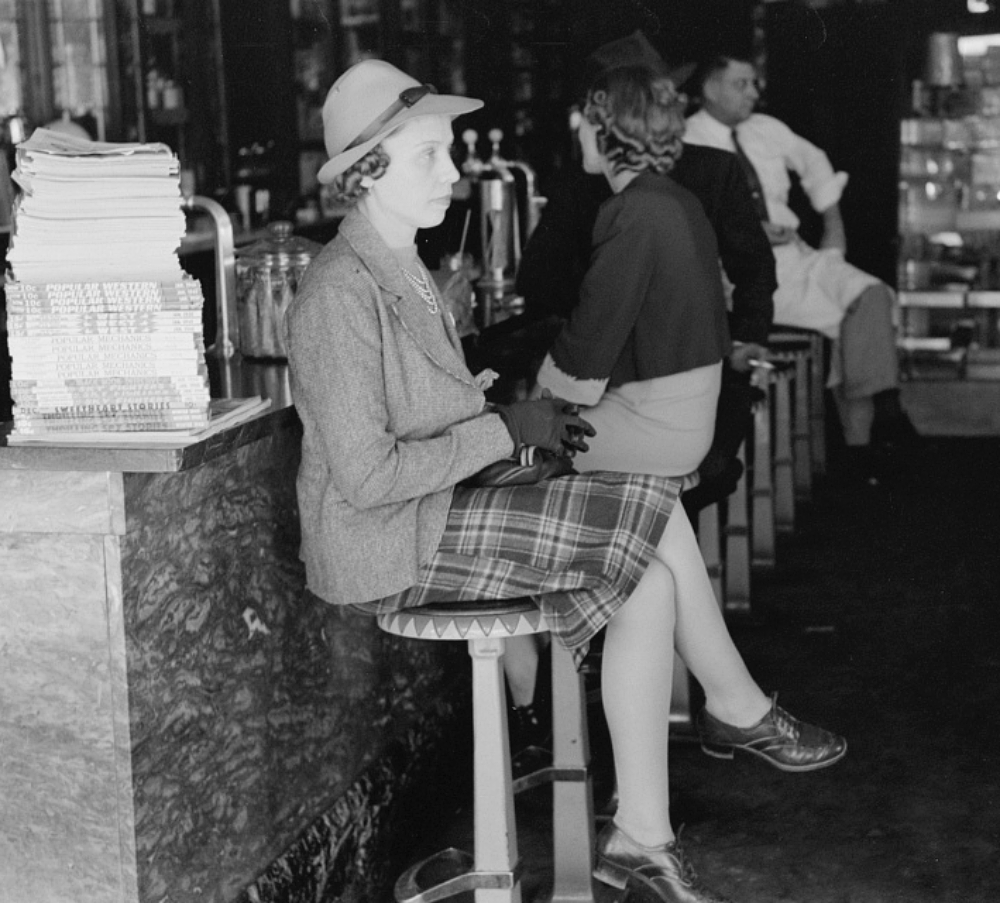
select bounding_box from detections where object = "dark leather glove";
[496,392,596,456]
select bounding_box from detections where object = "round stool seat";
[377,598,548,642]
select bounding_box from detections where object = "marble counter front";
[0,378,466,903]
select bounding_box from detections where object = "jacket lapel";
[340,211,477,386]
[391,294,470,379]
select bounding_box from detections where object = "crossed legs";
[655,500,770,729]
[598,503,771,846]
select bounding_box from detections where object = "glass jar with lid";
[235,221,322,359]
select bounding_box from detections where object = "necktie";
[731,128,769,222]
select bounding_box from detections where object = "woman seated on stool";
[286,59,845,903]
[504,63,775,767]
[535,65,729,478]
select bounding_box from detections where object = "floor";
[384,436,1000,903]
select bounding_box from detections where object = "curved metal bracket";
[183,194,237,360]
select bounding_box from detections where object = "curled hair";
[583,64,687,176]
[328,143,391,205]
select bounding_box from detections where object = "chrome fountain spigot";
[488,128,507,170]
[504,158,545,244]
[461,128,483,176]
[483,128,546,247]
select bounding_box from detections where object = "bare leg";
[503,634,539,707]
[510,502,772,736]
[654,504,771,728]
[603,557,677,846]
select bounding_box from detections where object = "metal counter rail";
[183,194,237,361]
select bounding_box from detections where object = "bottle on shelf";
[233,141,276,231]
[146,68,161,110]
[161,80,183,112]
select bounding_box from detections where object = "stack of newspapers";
[5,127,213,437]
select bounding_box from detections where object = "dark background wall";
[762,1,907,284]
[218,0,299,218]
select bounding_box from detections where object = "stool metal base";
[394,847,521,903]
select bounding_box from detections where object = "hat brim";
[584,31,695,94]
[668,62,697,91]
[317,94,483,184]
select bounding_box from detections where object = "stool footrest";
[394,847,521,903]
[512,764,589,795]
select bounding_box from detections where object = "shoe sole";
[593,855,629,890]
[700,740,848,773]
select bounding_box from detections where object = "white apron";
[773,240,882,340]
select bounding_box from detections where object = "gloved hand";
[496,390,596,456]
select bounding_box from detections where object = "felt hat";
[316,59,483,184]
[586,30,696,90]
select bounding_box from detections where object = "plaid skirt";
[356,471,680,662]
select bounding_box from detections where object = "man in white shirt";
[684,54,916,481]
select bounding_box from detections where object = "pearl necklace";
[401,263,439,315]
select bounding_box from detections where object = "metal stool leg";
[470,635,522,903]
[394,634,522,903]
[792,352,813,501]
[809,334,827,476]
[698,502,724,609]
[751,374,776,569]
[550,642,596,903]
[773,372,795,534]
[724,441,751,614]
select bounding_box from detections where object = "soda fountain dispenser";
[464,128,545,327]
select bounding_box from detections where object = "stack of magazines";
[5,128,212,436]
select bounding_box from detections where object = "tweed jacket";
[285,209,514,606]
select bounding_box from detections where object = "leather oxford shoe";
[594,823,735,903]
[697,693,847,773]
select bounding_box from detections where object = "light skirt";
[572,362,722,479]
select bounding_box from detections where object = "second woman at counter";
[533,64,729,478]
